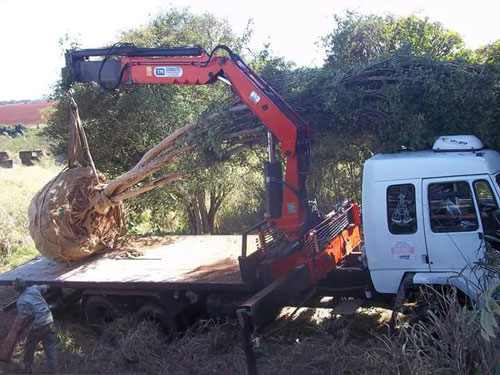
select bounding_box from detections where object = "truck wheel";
[84,295,118,334]
[137,303,179,339]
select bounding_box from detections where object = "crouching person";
[13,278,57,374]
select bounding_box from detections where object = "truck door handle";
[423,254,433,264]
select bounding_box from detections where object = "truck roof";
[364,149,500,182]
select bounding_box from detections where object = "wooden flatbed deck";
[0,235,258,291]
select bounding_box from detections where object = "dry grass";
[1,298,393,375]
[380,286,500,375]
[0,286,498,375]
[48,292,498,375]
[32,307,395,375]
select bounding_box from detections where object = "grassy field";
[0,158,61,272]
[0,127,60,271]
[0,127,52,155]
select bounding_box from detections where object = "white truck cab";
[362,135,500,300]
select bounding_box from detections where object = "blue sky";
[0,0,499,101]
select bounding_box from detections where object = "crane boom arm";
[65,44,311,237]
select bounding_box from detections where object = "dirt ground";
[0,285,395,375]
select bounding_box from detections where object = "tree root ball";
[28,167,126,261]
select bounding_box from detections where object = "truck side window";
[473,180,500,237]
[428,182,478,233]
[387,184,417,234]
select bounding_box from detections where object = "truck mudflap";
[238,264,312,329]
[236,264,312,375]
[411,272,482,302]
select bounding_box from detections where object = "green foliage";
[480,280,500,341]
[385,286,499,374]
[0,245,39,272]
[290,13,500,207]
[212,152,266,233]
[316,54,500,152]
[0,124,26,137]
[121,8,251,53]
[473,238,500,342]
[312,12,499,153]
[324,12,464,69]
[56,329,83,356]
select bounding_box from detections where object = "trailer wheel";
[84,295,118,334]
[138,303,179,339]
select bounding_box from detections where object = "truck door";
[472,177,500,248]
[385,182,430,271]
[364,180,430,294]
[423,177,485,272]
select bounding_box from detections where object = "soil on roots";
[28,167,126,262]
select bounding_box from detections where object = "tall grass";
[380,286,499,374]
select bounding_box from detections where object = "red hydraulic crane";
[66,43,361,286]
[66,44,311,239]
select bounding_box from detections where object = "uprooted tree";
[47,9,263,236]
[30,96,263,261]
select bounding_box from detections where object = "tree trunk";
[207,188,225,234]
[187,205,197,234]
[207,205,216,234]
[196,191,210,234]
[190,197,203,235]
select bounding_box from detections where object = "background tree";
[290,13,500,211]
[324,12,464,69]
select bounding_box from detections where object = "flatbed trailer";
[0,230,321,333]
[0,203,368,331]
[0,235,258,292]
[0,234,285,332]
[1,206,370,375]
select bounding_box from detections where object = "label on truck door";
[391,240,415,260]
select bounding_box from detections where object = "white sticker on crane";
[154,66,183,78]
[391,240,415,260]
[249,90,261,104]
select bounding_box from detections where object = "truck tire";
[84,295,118,334]
[137,303,179,339]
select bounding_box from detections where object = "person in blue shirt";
[13,278,57,374]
